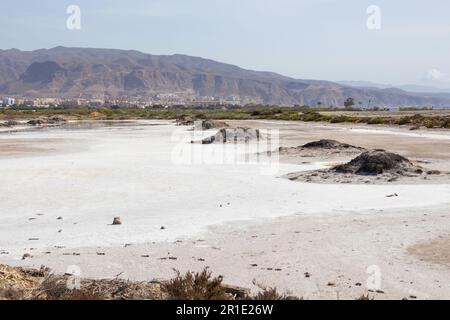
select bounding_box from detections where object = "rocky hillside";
[1,47,450,107]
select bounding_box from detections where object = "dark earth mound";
[301,139,363,150]
[27,116,67,126]
[175,115,194,126]
[201,127,261,144]
[333,149,422,176]
[176,118,228,130]
[197,120,229,130]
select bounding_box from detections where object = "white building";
[2,97,15,106]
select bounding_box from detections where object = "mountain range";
[338,80,450,94]
[1,46,450,107]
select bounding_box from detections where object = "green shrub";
[367,117,385,125]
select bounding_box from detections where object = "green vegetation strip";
[1,107,450,129]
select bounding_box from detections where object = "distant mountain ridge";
[1,46,450,107]
[338,80,450,94]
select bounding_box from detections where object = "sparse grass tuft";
[252,287,289,300]
[250,280,300,300]
[356,294,374,300]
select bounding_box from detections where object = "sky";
[1,0,450,88]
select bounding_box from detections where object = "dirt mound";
[284,149,448,184]
[200,127,262,144]
[27,116,67,126]
[301,139,363,150]
[0,120,19,127]
[176,118,228,129]
[276,139,365,162]
[333,150,422,175]
[196,120,229,130]
[176,115,194,126]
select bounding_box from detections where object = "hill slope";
[1,47,450,107]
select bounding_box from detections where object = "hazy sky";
[1,0,450,88]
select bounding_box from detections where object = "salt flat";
[0,120,449,257]
[1,120,450,299]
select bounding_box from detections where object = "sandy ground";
[1,119,450,299]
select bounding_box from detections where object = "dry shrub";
[162,268,230,300]
[253,287,287,300]
[32,275,105,300]
[356,294,374,300]
[0,287,26,300]
[250,280,300,300]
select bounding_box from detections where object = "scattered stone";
[112,217,122,225]
[28,238,39,241]
[160,226,166,230]
[386,193,398,198]
[22,253,32,260]
[97,252,105,256]
[327,282,336,287]
[304,272,311,278]
[57,216,63,220]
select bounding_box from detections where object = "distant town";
[0,93,260,109]
[0,94,443,111]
